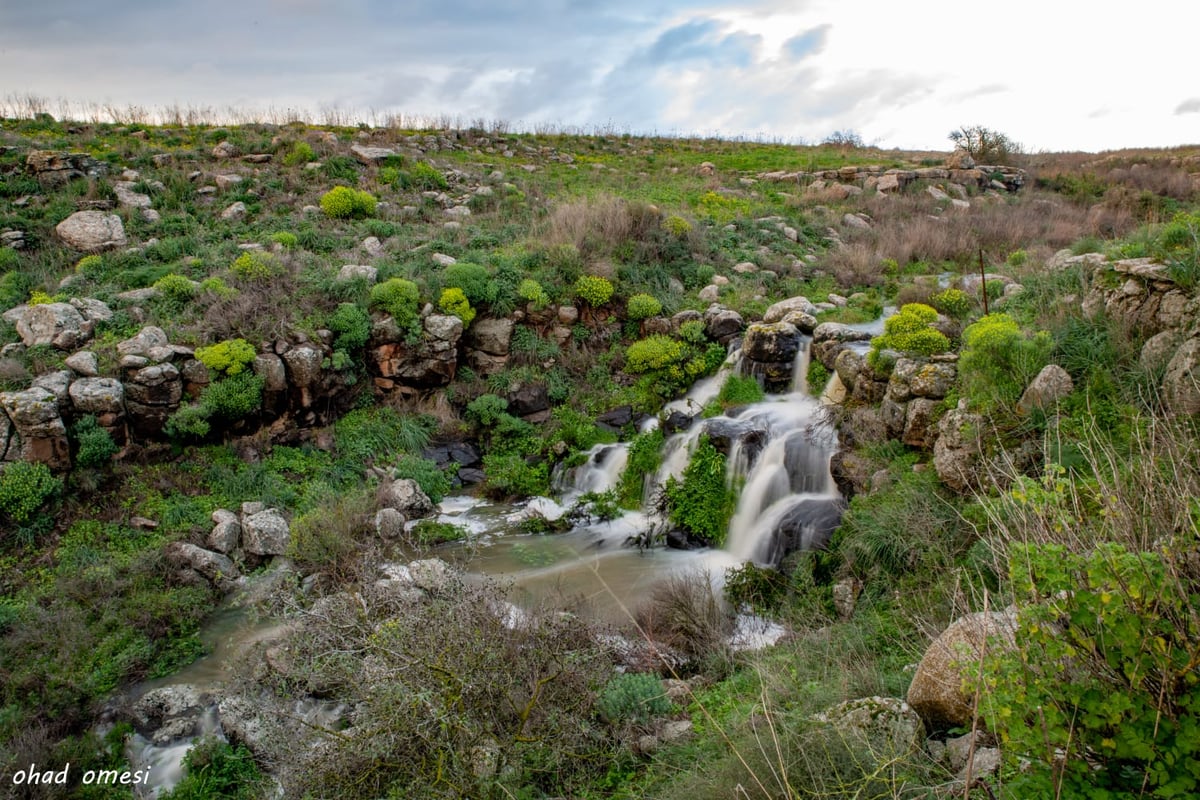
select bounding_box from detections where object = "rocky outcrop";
[242,508,291,556]
[371,313,463,388]
[15,302,88,349]
[1082,257,1197,337]
[465,316,514,375]
[1016,364,1074,415]
[0,387,70,469]
[55,211,127,252]
[815,696,925,756]
[741,322,802,392]
[757,163,1026,194]
[907,610,1017,730]
[165,542,240,592]
[379,478,433,518]
[703,305,744,345]
[1162,337,1200,416]
[124,362,183,440]
[932,403,985,492]
[25,150,108,186]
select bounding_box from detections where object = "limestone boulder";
[466,317,514,356]
[55,211,127,252]
[1016,364,1074,415]
[242,509,291,556]
[165,542,240,591]
[742,322,801,363]
[907,610,1017,729]
[0,386,70,469]
[16,303,88,349]
[379,478,433,518]
[118,326,170,359]
[1162,337,1200,416]
[64,351,99,376]
[932,405,985,493]
[703,306,744,344]
[68,377,124,415]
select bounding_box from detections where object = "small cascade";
[552,442,630,499]
[791,336,811,394]
[127,706,222,798]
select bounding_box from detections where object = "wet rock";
[704,306,744,345]
[767,496,845,563]
[508,383,549,417]
[131,685,211,737]
[596,405,634,432]
[742,321,801,363]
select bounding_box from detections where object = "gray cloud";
[783,25,830,60]
[1175,98,1200,115]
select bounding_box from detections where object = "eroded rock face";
[165,542,240,591]
[55,211,127,252]
[1162,337,1200,416]
[932,405,985,493]
[0,386,70,469]
[907,610,1017,730]
[371,314,463,387]
[379,478,433,518]
[124,363,182,440]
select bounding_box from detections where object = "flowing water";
[122,330,850,793]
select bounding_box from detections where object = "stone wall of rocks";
[757,159,1026,197]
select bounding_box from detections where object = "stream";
[122,332,852,796]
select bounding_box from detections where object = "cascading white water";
[552,442,630,499]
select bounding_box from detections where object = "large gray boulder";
[242,508,291,556]
[815,696,924,756]
[1162,337,1200,416]
[0,386,70,469]
[55,211,127,252]
[68,377,125,415]
[165,542,240,591]
[15,303,88,350]
[763,296,817,322]
[379,478,433,518]
[1016,364,1074,415]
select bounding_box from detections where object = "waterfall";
[553,443,630,499]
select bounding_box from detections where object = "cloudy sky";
[1,0,1196,152]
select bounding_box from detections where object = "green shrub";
[868,303,951,367]
[165,403,212,440]
[977,542,1200,799]
[438,287,476,326]
[0,247,18,271]
[677,319,707,344]
[0,270,32,309]
[411,519,468,546]
[160,737,266,800]
[334,407,435,465]
[369,278,420,334]
[482,453,548,499]
[409,161,448,190]
[724,563,789,613]
[230,250,280,281]
[328,302,371,351]
[624,335,687,374]
[574,274,614,307]
[517,278,550,309]
[195,338,257,376]
[959,313,1053,412]
[72,416,119,469]
[716,373,765,407]
[663,215,692,237]
[1006,248,1028,267]
[626,293,663,321]
[153,273,196,306]
[202,371,264,419]
[393,454,451,504]
[320,186,377,219]
[75,254,105,277]
[807,359,831,393]
[617,428,664,508]
[466,393,508,427]
[270,231,299,249]
[0,462,62,524]
[321,155,360,183]
[442,261,493,305]
[283,141,315,166]
[663,437,734,547]
[929,288,971,319]
[597,673,672,724]
[198,276,236,298]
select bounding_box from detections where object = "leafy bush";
[0,247,18,271]
[948,125,1022,165]
[724,563,789,613]
[160,737,266,800]
[198,276,236,298]
[152,271,194,304]
[230,250,280,281]
[574,274,614,307]
[282,141,315,166]
[443,261,493,305]
[868,303,951,368]
[393,454,451,504]
[201,371,264,420]
[409,161,448,190]
[72,415,118,469]
[597,673,672,724]
[466,393,508,427]
[977,542,1200,799]
[327,302,371,351]
[624,335,687,374]
[482,453,549,499]
[269,231,298,249]
[959,313,1053,412]
[411,519,468,546]
[165,403,212,439]
[517,278,550,309]
[369,277,420,334]
[677,319,707,344]
[663,436,734,547]
[928,288,971,319]
[626,293,663,321]
[195,338,257,376]
[334,407,434,465]
[320,186,377,219]
[0,462,62,524]
[438,287,476,326]
[716,373,765,407]
[663,214,692,237]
